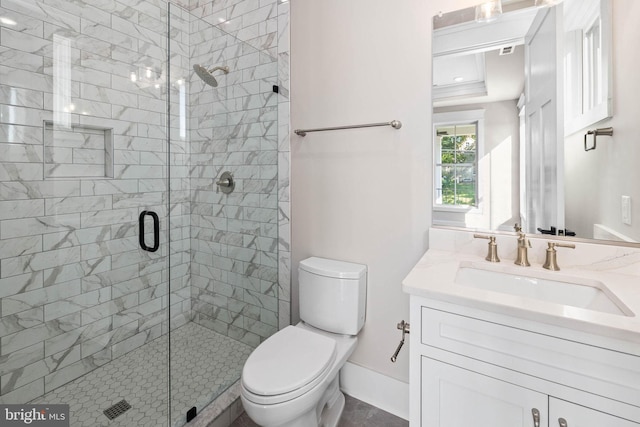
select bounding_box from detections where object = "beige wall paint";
[290,0,478,383]
[291,0,639,384]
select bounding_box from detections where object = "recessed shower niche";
[43,121,114,179]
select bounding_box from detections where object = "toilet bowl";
[240,257,367,427]
[241,323,357,427]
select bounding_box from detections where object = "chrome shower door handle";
[532,408,540,427]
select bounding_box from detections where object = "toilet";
[240,257,367,427]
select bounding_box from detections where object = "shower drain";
[103,399,132,420]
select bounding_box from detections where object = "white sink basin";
[455,265,633,316]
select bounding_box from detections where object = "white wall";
[290,0,478,384]
[290,0,638,395]
[564,0,640,241]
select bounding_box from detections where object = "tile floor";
[31,322,253,427]
[230,394,409,427]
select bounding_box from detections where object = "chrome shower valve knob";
[216,171,235,194]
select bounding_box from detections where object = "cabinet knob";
[558,418,568,427]
[531,408,540,427]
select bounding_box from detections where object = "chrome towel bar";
[294,120,402,137]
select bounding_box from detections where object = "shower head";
[193,64,229,87]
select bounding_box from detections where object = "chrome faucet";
[474,234,500,262]
[514,232,532,267]
[542,242,576,271]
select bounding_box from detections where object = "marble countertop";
[402,248,640,347]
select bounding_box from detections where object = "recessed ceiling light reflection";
[535,0,562,6]
[130,72,137,82]
[0,17,17,26]
[475,1,502,22]
[453,76,464,82]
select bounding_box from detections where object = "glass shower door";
[0,1,172,425]
[167,4,280,426]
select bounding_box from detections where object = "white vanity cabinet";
[550,399,640,427]
[422,358,548,426]
[409,296,640,427]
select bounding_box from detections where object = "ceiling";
[432,4,538,107]
[433,47,525,107]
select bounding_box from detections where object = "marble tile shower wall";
[168,4,193,333]
[188,18,280,348]
[0,0,192,403]
[185,0,291,343]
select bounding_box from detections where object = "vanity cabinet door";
[549,398,640,427]
[421,357,548,427]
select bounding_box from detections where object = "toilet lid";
[242,326,337,396]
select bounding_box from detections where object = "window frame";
[433,109,485,213]
[563,0,612,136]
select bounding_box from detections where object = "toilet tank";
[298,257,367,335]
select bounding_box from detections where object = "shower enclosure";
[0,0,282,425]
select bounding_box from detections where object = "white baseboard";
[339,361,409,420]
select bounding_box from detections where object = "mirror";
[431,0,640,244]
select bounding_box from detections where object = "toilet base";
[318,377,345,427]
[243,375,346,427]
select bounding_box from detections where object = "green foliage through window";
[435,123,478,206]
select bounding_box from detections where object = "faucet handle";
[518,232,532,248]
[514,223,522,233]
[474,233,493,240]
[551,242,576,250]
[543,242,576,271]
[473,234,500,262]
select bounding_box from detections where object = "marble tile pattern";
[182,0,291,332]
[276,0,291,330]
[43,124,114,179]
[187,6,284,347]
[189,0,279,58]
[0,0,192,403]
[30,322,252,427]
[0,0,291,410]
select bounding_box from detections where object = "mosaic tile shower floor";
[31,322,253,427]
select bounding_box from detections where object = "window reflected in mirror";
[435,123,478,207]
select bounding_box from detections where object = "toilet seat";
[242,326,337,405]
